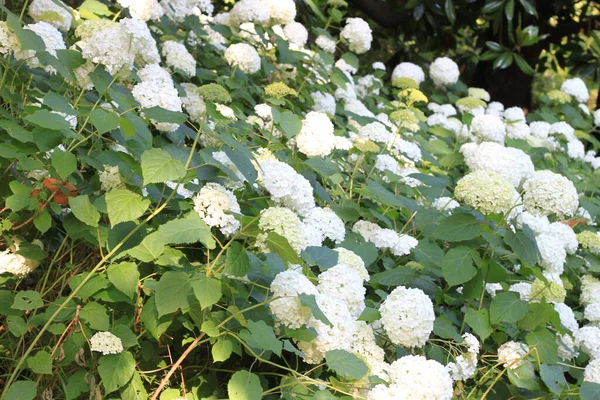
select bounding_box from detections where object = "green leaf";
[279,110,302,138]
[7,316,28,337]
[504,225,540,266]
[27,350,52,374]
[223,147,257,185]
[105,189,150,227]
[485,41,504,52]
[33,209,51,233]
[325,349,369,380]
[433,315,463,341]
[125,232,166,262]
[25,110,71,130]
[224,242,250,277]
[155,271,191,316]
[5,12,44,51]
[445,0,456,24]
[141,148,187,185]
[581,382,600,400]
[4,381,37,400]
[298,294,331,326]
[464,307,493,340]
[51,150,77,180]
[212,337,233,362]
[514,53,534,75]
[155,212,216,249]
[301,246,339,270]
[482,0,504,13]
[540,364,567,395]
[140,297,171,340]
[518,0,537,16]
[0,120,34,143]
[12,290,43,311]
[526,327,558,364]
[357,307,381,322]
[266,231,302,265]
[80,302,109,330]
[493,52,514,69]
[89,108,120,134]
[191,274,222,309]
[112,325,138,348]
[69,195,100,227]
[508,362,541,391]
[227,370,262,400]
[371,266,417,286]
[239,320,283,356]
[505,0,515,21]
[107,262,139,301]
[490,292,528,324]
[434,213,481,242]
[442,246,478,287]
[142,106,188,124]
[97,352,135,394]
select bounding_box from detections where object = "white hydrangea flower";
[379,286,434,348]
[161,0,214,22]
[193,183,241,236]
[28,0,73,32]
[460,142,534,188]
[283,22,308,47]
[585,303,600,323]
[485,283,503,297]
[432,197,460,212]
[0,241,41,276]
[506,122,531,139]
[99,165,123,192]
[575,326,600,359]
[228,0,270,27]
[334,247,368,281]
[311,92,336,116]
[486,101,504,117]
[581,275,600,306]
[372,61,385,70]
[351,322,388,379]
[549,121,576,141]
[257,207,308,253]
[303,207,346,245]
[352,220,418,256]
[315,35,336,54]
[470,115,506,144]
[558,334,578,360]
[387,135,422,162]
[530,121,551,138]
[0,22,20,55]
[584,359,600,384]
[536,233,567,275]
[90,331,124,355]
[497,341,529,369]
[454,171,519,215]
[224,43,261,74]
[270,267,318,329]
[260,0,296,25]
[567,140,585,160]
[356,74,381,98]
[180,83,206,123]
[468,87,490,102]
[340,17,372,54]
[358,121,391,143]
[17,22,66,73]
[118,0,164,21]
[509,282,532,301]
[427,114,462,134]
[132,64,182,132]
[318,265,365,318]
[522,170,578,218]
[216,103,237,120]
[161,40,196,75]
[594,109,600,127]
[335,58,357,75]
[429,57,460,87]
[259,159,315,216]
[545,222,578,254]
[503,106,526,122]
[296,111,336,157]
[560,77,589,103]
[446,333,480,381]
[554,303,579,332]
[297,294,357,363]
[391,62,425,85]
[375,154,401,176]
[370,355,452,400]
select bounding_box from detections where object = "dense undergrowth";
[1,0,600,399]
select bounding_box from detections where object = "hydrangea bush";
[1,1,600,399]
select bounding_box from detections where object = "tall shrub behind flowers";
[1,1,600,399]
